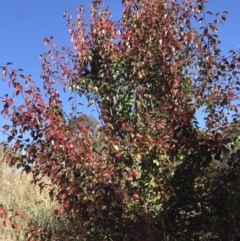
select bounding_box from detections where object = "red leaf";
[133,170,140,178]
[12,221,17,229]
[0,205,5,213]
[14,141,20,149]
[3,125,9,131]
[1,212,7,219]
[10,70,17,79]
[182,114,189,123]
[18,105,25,112]
[16,84,23,92]
[4,154,12,162]
[52,208,59,216]
[133,193,139,199]
[60,193,67,200]
[64,202,70,209]
[17,225,22,232]
[50,173,56,181]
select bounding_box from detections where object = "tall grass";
[0,148,65,241]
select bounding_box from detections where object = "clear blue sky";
[0,1,123,132]
[0,1,239,132]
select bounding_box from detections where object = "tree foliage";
[1,0,240,240]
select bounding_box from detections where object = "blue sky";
[0,0,239,135]
[0,1,123,134]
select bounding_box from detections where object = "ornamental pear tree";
[1,0,240,240]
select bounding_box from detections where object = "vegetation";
[0,147,67,241]
[1,0,240,240]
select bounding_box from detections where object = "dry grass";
[0,148,63,241]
